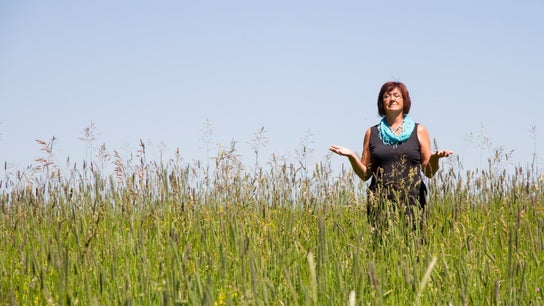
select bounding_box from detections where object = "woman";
[329,81,452,233]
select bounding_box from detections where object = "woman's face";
[382,87,404,114]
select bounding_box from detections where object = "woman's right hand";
[329,145,355,157]
[330,144,370,180]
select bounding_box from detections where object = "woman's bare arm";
[417,124,453,178]
[329,128,372,181]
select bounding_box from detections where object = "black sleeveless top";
[368,124,427,207]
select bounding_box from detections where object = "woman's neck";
[385,113,404,127]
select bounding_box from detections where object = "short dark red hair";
[377,81,412,116]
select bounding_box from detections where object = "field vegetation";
[0,132,543,305]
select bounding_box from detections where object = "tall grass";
[0,137,543,305]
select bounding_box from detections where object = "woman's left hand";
[431,150,454,160]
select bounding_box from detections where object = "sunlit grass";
[0,136,543,304]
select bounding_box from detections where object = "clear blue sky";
[1,0,543,174]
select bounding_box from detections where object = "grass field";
[1,140,543,305]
